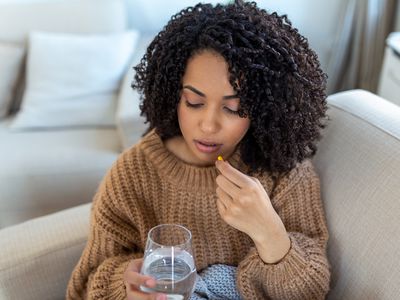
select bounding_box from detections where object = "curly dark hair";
[132,0,328,174]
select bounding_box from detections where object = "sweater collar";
[140,130,247,192]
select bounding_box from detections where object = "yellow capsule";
[217,155,224,161]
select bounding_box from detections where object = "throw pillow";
[11,30,139,129]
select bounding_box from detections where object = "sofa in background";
[0,0,151,228]
[378,32,400,106]
[0,89,399,299]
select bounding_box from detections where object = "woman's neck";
[164,135,214,167]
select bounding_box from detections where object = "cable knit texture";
[191,264,242,299]
[66,129,330,299]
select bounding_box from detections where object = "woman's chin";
[189,152,219,167]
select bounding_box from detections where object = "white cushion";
[0,43,24,119]
[11,30,139,129]
[0,0,128,115]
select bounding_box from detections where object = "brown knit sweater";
[66,130,330,300]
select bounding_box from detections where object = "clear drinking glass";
[140,224,196,300]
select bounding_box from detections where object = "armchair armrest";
[0,203,91,300]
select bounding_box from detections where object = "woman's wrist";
[253,231,291,264]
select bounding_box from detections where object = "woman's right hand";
[123,258,167,300]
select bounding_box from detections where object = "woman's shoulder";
[117,129,159,161]
[289,159,317,179]
[104,130,159,178]
[278,159,318,187]
[268,159,319,206]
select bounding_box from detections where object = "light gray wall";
[395,1,400,31]
[256,0,347,80]
[0,0,348,89]
[0,0,345,91]
[125,0,347,80]
[125,0,221,33]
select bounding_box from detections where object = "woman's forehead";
[182,51,235,94]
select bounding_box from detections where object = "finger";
[126,286,166,300]
[124,270,156,288]
[216,192,227,215]
[250,176,272,199]
[216,174,241,198]
[215,160,253,188]
[125,279,165,300]
[127,258,143,273]
[216,186,232,209]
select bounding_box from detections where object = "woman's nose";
[199,110,220,134]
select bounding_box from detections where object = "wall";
[256,0,347,81]
[125,0,221,33]
[0,0,349,90]
[0,0,348,81]
[125,0,347,84]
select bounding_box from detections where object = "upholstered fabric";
[0,43,24,118]
[0,0,127,115]
[0,203,91,300]
[10,31,139,129]
[0,38,153,228]
[0,119,120,228]
[313,90,400,299]
[0,0,135,228]
[116,34,154,149]
[326,89,400,139]
[378,33,400,106]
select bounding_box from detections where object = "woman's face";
[177,50,250,166]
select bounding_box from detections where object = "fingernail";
[156,294,166,300]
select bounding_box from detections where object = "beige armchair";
[1,90,399,299]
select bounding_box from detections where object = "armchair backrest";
[313,89,400,299]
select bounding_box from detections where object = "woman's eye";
[185,100,203,108]
[184,100,240,116]
[224,107,240,115]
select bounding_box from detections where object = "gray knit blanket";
[189,264,242,300]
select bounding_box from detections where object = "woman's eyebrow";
[183,85,205,97]
[183,85,239,99]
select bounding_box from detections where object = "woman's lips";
[194,140,222,153]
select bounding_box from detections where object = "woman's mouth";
[194,140,222,154]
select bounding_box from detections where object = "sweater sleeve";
[66,156,144,300]
[236,161,330,299]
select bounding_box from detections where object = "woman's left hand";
[215,159,291,263]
